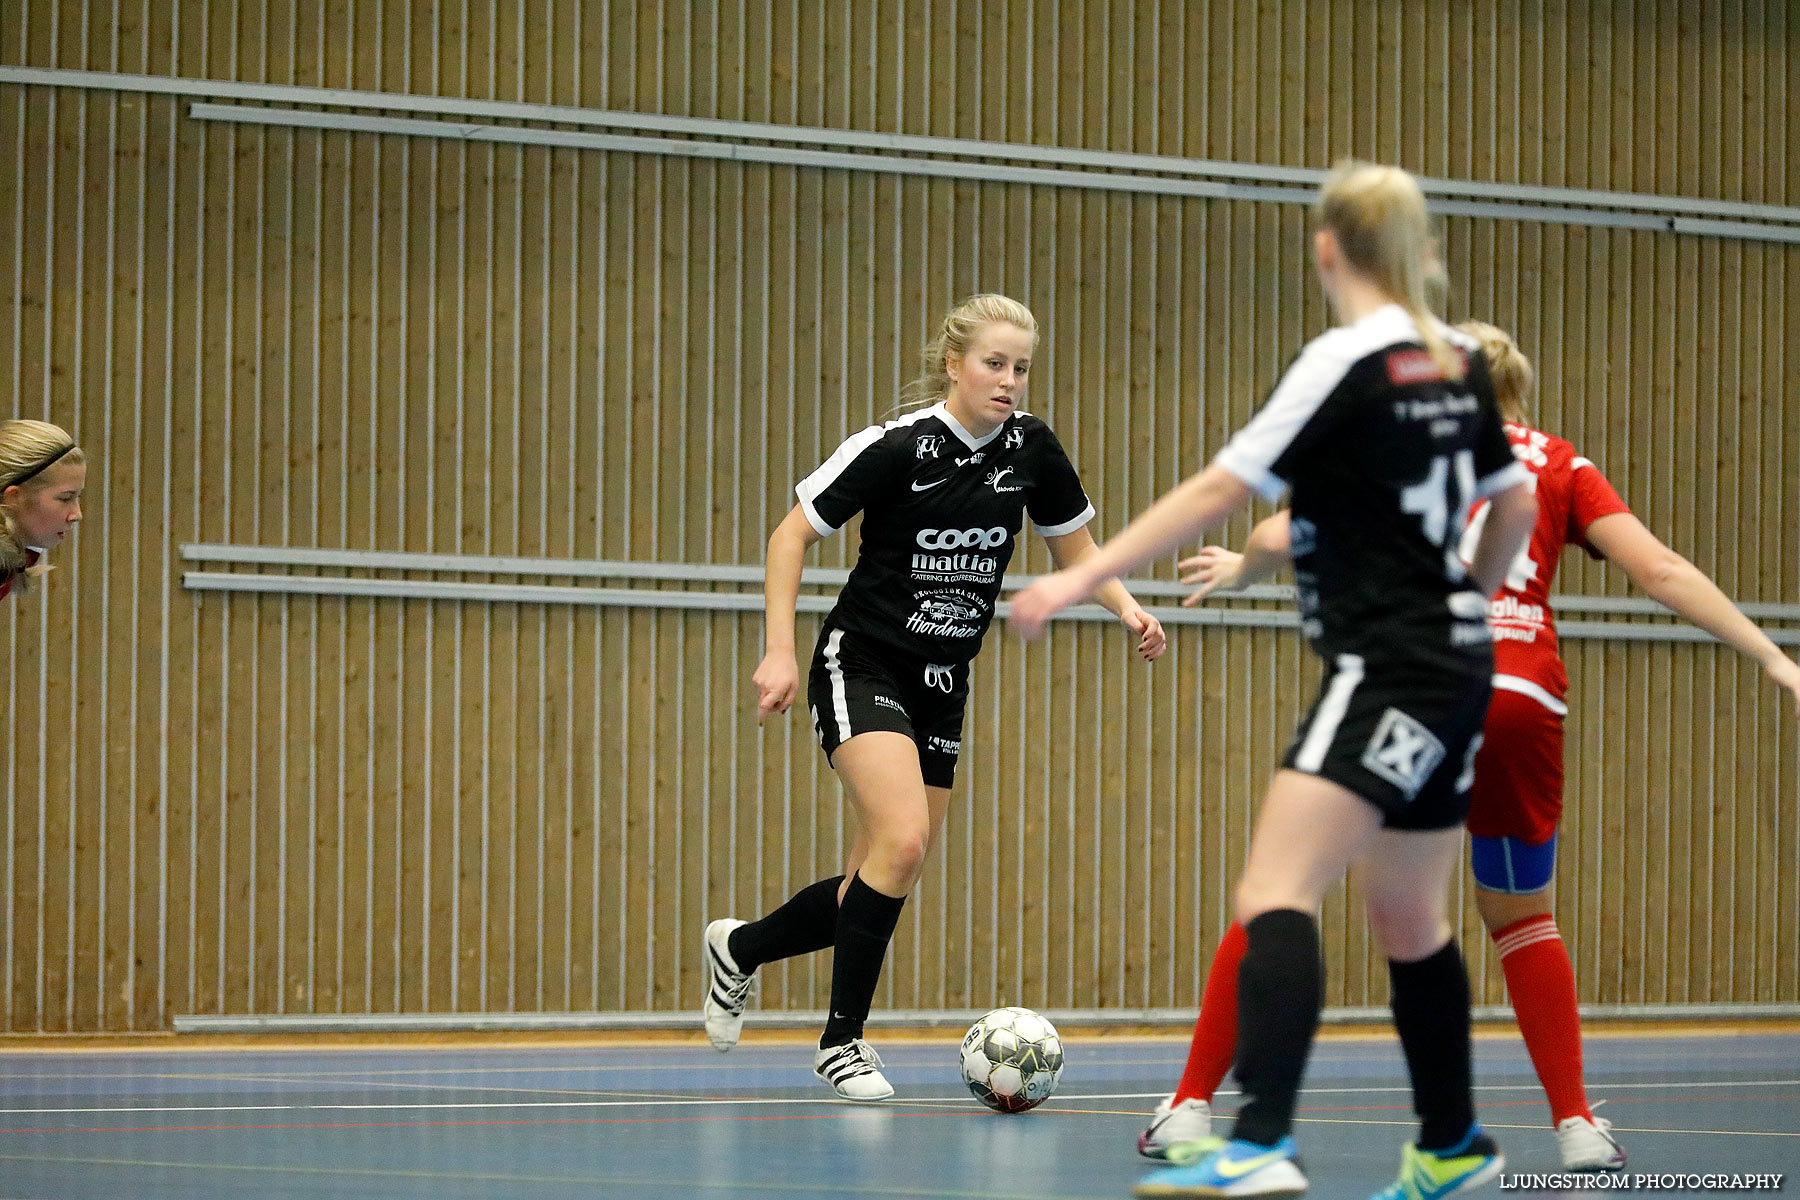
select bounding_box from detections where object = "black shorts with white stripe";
[806,624,970,789]
[1282,654,1493,831]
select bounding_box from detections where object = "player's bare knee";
[872,830,930,888]
[1473,884,1553,932]
[1368,906,1453,962]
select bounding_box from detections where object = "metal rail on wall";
[180,544,1800,646]
[3,65,1800,243]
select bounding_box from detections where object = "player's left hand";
[1008,570,1091,641]
[1120,606,1166,662]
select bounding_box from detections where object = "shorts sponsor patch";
[873,694,906,713]
[927,735,961,757]
[1360,708,1446,800]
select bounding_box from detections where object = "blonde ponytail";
[1318,161,1463,381]
[1456,321,1535,423]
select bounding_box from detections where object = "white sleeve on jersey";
[1212,334,1357,501]
[795,425,890,536]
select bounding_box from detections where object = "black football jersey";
[797,402,1095,664]
[1214,304,1529,672]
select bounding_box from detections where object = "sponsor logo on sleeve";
[914,434,945,459]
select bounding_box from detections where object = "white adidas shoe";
[813,1038,895,1101]
[1137,1094,1215,1162]
[701,918,755,1052]
[1556,1114,1626,1170]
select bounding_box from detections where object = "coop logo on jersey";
[915,434,945,459]
[1005,426,1025,450]
[985,466,1023,494]
[923,663,955,693]
[1360,708,1446,800]
[918,526,1008,550]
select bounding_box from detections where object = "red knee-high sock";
[1173,921,1248,1105]
[1493,914,1590,1125]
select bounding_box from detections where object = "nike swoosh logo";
[1213,1150,1288,1179]
[911,479,948,491]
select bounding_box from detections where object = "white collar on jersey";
[930,401,1013,451]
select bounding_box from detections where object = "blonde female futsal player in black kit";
[0,420,86,602]
[1013,163,1537,1200]
[700,293,1166,1099]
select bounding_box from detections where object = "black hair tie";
[4,443,76,490]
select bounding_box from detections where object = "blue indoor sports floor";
[2,1028,1794,1198]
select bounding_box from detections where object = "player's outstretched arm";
[1465,480,1537,598]
[1586,511,1800,718]
[754,504,823,721]
[1040,526,1167,662]
[1178,511,1294,606]
[1010,465,1252,638]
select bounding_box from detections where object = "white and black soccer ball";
[959,1006,1064,1113]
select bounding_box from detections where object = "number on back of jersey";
[1401,451,1477,582]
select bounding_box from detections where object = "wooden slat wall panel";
[0,1,1795,1031]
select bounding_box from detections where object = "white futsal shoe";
[701,918,755,1052]
[813,1038,895,1101]
[1137,1094,1216,1163]
[1556,1114,1626,1170]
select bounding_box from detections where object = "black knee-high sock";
[820,873,906,1049]
[727,875,845,973]
[1230,909,1325,1147]
[1389,940,1477,1151]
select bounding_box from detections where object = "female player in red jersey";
[1138,321,1800,1173]
[0,420,85,602]
[1015,163,1539,1200]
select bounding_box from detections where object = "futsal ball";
[959,1006,1064,1113]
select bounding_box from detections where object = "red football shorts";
[1465,685,1565,845]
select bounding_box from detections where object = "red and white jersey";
[1460,423,1631,712]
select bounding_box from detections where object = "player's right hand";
[753,652,800,722]
[1768,653,1800,720]
[1178,546,1245,606]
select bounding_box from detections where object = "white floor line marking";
[1289,1116,1800,1139]
[7,1075,1800,1118]
[2,1102,1796,1143]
